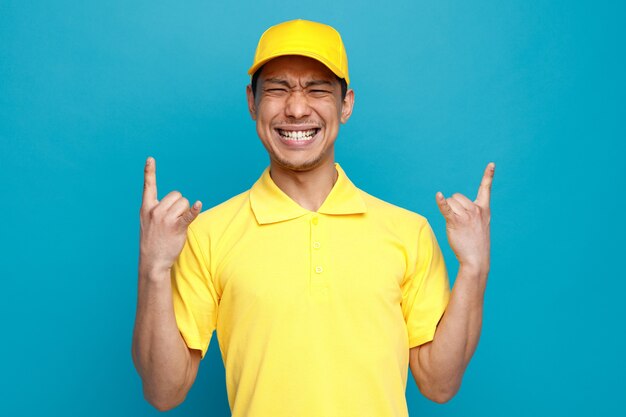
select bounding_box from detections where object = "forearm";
[131,265,192,409]
[413,265,487,400]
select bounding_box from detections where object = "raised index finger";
[142,156,158,206]
[475,162,495,207]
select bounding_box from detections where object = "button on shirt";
[171,163,451,417]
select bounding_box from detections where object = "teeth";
[278,129,317,140]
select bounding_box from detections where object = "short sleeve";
[401,220,451,348]
[170,224,219,359]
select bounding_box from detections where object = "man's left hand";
[435,162,495,275]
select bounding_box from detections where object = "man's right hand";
[139,157,202,277]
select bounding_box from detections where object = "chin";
[272,153,328,172]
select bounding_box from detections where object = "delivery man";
[132,19,494,416]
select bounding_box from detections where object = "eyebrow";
[263,78,335,88]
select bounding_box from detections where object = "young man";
[132,19,494,416]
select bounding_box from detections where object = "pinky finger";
[436,192,453,219]
[181,201,202,225]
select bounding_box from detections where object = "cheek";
[256,99,284,121]
[313,101,341,122]
[323,108,342,128]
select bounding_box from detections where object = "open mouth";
[275,128,321,143]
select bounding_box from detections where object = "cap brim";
[247,50,349,85]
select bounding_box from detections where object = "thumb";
[181,201,202,225]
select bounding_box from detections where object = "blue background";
[1,0,624,415]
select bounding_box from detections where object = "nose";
[284,90,312,119]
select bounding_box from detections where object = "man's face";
[246,55,354,172]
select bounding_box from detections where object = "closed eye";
[310,89,332,94]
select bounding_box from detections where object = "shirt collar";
[249,163,367,225]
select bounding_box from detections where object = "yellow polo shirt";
[171,163,451,417]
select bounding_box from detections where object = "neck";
[269,160,338,212]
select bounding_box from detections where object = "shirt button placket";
[310,214,328,299]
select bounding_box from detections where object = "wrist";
[139,262,172,282]
[458,262,490,279]
[455,264,489,301]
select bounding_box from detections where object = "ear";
[340,89,355,124]
[246,84,257,120]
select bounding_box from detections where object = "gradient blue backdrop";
[1,0,624,415]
